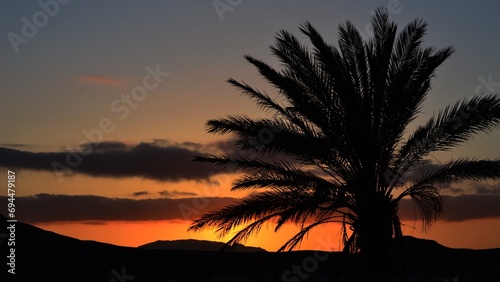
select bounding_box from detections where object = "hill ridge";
[1,214,499,281]
[138,238,267,252]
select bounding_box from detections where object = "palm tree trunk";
[352,196,394,281]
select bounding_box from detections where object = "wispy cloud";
[78,141,129,152]
[77,75,124,87]
[158,190,198,197]
[131,191,149,197]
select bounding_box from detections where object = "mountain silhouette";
[139,239,266,253]
[1,214,498,281]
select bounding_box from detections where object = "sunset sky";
[1,1,500,251]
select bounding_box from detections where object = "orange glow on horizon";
[34,220,344,251]
[33,218,500,252]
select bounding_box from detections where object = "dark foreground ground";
[1,215,499,282]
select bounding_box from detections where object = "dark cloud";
[206,138,240,156]
[151,139,205,152]
[158,190,198,197]
[81,221,107,225]
[442,186,465,194]
[77,141,129,153]
[470,182,500,195]
[0,141,233,182]
[0,194,237,223]
[131,191,149,197]
[393,162,500,197]
[442,182,500,195]
[399,161,442,183]
[0,138,295,182]
[1,193,499,225]
[398,194,500,222]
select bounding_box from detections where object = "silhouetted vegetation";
[190,7,500,281]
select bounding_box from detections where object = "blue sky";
[2,1,500,149]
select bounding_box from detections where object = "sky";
[1,0,500,251]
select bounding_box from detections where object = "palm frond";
[398,185,442,231]
[226,78,288,116]
[396,94,500,177]
[188,191,289,237]
[277,217,340,252]
[188,8,499,258]
[403,158,500,190]
[395,158,500,229]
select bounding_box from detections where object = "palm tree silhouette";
[189,8,500,281]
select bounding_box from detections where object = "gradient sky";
[1,1,500,251]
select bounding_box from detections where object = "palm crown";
[189,8,500,259]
